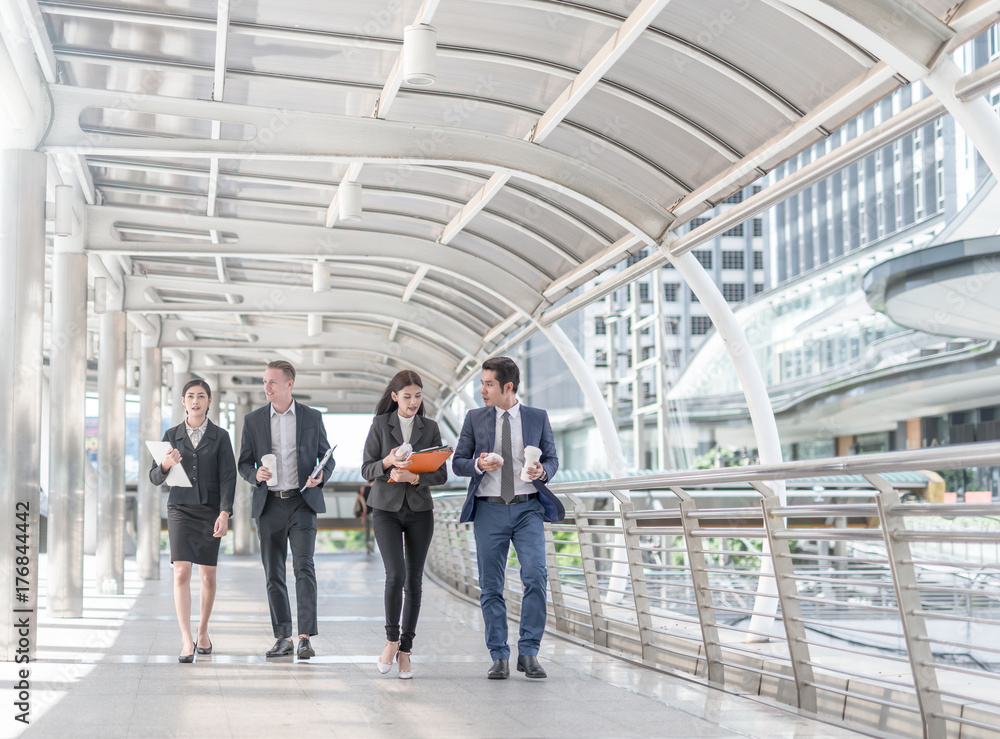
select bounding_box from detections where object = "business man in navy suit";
[238,360,335,660]
[453,356,563,680]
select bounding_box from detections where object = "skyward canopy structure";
[7,0,1000,416]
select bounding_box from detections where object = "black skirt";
[167,504,222,566]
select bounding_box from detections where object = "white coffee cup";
[521,445,542,481]
[261,454,278,487]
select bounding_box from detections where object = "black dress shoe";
[297,637,315,660]
[196,639,213,655]
[266,638,293,657]
[516,654,547,678]
[178,652,195,663]
[487,658,509,679]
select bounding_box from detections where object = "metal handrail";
[429,444,1000,739]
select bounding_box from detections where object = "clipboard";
[145,441,193,488]
[403,446,453,474]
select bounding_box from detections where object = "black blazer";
[361,413,448,512]
[149,420,237,514]
[237,400,336,520]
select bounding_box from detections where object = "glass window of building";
[753,218,763,237]
[626,249,648,267]
[664,282,679,301]
[721,224,744,237]
[595,348,608,367]
[691,316,712,334]
[595,316,606,335]
[693,250,712,268]
[722,283,745,302]
[753,251,763,269]
[722,251,744,269]
[639,282,651,302]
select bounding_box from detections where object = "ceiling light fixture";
[339,181,362,223]
[403,24,437,86]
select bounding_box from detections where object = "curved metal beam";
[45,86,675,243]
[156,320,459,386]
[86,207,546,316]
[122,276,488,357]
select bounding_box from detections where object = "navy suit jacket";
[452,404,564,523]
[237,401,336,520]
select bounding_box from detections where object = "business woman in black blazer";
[150,378,236,662]
[362,370,448,679]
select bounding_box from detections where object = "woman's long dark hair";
[374,370,424,416]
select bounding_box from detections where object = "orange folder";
[404,447,453,473]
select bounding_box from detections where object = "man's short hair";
[482,356,519,394]
[266,359,296,382]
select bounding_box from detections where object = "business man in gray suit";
[238,360,335,659]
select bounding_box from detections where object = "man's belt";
[482,493,536,505]
[271,489,300,499]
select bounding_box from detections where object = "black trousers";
[372,501,434,652]
[257,494,318,638]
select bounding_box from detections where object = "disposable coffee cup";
[261,454,278,487]
[521,446,542,481]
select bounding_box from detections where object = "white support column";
[537,322,631,604]
[538,323,629,478]
[47,198,88,617]
[204,373,220,425]
[136,336,162,580]
[169,350,190,425]
[232,394,255,555]
[0,149,46,659]
[96,310,127,594]
[925,56,1000,181]
[666,251,785,639]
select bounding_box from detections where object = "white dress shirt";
[185,417,208,448]
[475,402,537,498]
[270,402,297,490]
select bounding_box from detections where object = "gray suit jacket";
[361,413,448,512]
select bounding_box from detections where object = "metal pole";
[0,149,45,659]
[136,337,161,580]
[869,475,946,739]
[96,310,127,594]
[47,216,88,617]
[170,350,189,425]
[538,322,632,603]
[760,495,817,712]
[678,496,725,685]
[232,395,254,555]
[667,251,784,640]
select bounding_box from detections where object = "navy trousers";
[473,496,548,660]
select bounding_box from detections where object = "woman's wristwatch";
[411,474,420,486]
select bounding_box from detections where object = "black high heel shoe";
[196,638,213,655]
[178,651,195,663]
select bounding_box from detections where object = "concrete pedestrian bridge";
[6,447,1000,738]
[8,550,863,739]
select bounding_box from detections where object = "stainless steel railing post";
[869,475,947,739]
[678,495,725,685]
[760,494,817,712]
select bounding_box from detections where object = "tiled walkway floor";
[3,551,868,738]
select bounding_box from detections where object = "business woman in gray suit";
[150,378,236,662]
[362,370,448,679]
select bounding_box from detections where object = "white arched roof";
[12,0,996,411]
